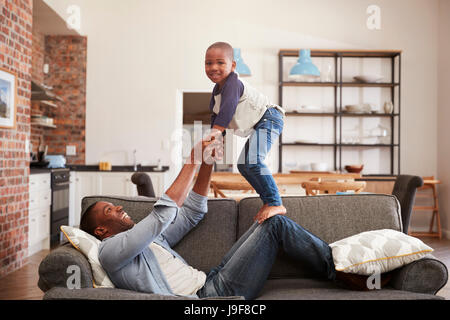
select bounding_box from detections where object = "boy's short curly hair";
[206,42,234,60]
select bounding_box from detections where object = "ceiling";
[33,0,80,35]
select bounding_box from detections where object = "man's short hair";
[79,201,99,237]
[207,42,234,60]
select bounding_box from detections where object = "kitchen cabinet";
[28,173,51,256]
[278,49,401,175]
[70,171,166,227]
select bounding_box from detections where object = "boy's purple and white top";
[209,72,285,137]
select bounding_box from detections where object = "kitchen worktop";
[30,165,169,174]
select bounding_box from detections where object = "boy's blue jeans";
[196,215,336,299]
[237,107,284,206]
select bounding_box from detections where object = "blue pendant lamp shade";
[233,48,251,76]
[289,49,320,78]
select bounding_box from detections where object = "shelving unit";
[278,49,401,175]
[30,81,62,129]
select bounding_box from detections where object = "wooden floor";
[0,237,449,300]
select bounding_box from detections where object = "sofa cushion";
[330,229,433,275]
[43,287,244,300]
[238,194,402,279]
[81,196,238,273]
[60,225,115,288]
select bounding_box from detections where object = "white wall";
[437,0,450,238]
[44,0,446,232]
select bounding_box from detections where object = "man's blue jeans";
[196,215,336,299]
[237,107,284,206]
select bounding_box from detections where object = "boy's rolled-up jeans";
[237,107,284,206]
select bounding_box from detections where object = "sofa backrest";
[238,194,402,279]
[81,195,238,274]
[79,193,401,281]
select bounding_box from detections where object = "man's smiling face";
[92,201,135,239]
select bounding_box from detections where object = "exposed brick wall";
[42,35,87,164]
[0,0,33,278]
[30,26,45,155]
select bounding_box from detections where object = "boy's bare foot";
[254,204,269,222]
[256,205,286,224]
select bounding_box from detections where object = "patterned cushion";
[330,229,433,276]
[60,226,115,288]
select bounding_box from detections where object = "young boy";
[204,41,286,222]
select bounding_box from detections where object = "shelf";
[31,81,63,102]
[282,143,398,147]
[38,101,58,108]
[279,49,402,58]
[282,143,335,146]
[340,143,399,147]
[278,49,401,175]
[280,81,399,87]
[281,81,338,87]
[31,122,56,128]
[285,112,399,117]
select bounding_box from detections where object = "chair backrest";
[391,175,424,234]
[301,180,366,195]
[131,172,155,197]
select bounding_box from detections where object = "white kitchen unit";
[28,173,51,256]
[70,171,167,227]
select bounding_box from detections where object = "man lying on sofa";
[79,142,337,299]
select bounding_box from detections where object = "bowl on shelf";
[353,75,384,83]
[344,104,372,113]
[344,164,364,173]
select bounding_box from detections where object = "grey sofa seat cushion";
[238,194,402,279]
[43,287,244,300]
[255,279,444,300]
[81,195,238,274]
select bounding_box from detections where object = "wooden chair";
[409,176,441,239]
[301,180,367,196]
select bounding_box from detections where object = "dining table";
[208,171,362,199]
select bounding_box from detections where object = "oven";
[50,168,70,246]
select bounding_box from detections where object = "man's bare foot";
[256,205,286,224]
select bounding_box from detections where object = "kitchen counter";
[67,165,169,172]
[356,175,397,181]
[30,165,169,174]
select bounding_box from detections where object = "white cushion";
[330,229,433,276]
[60,225,115,288]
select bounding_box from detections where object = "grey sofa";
[38,193,448,300]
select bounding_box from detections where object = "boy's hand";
[189,138,223,164]
[202,128,224,164]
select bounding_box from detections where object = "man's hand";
[191,129,224,165]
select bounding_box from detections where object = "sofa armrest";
[38,244,94,292]
[390,256,448,295]
[43,287,245,300]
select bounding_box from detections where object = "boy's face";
[205,48,236,88]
